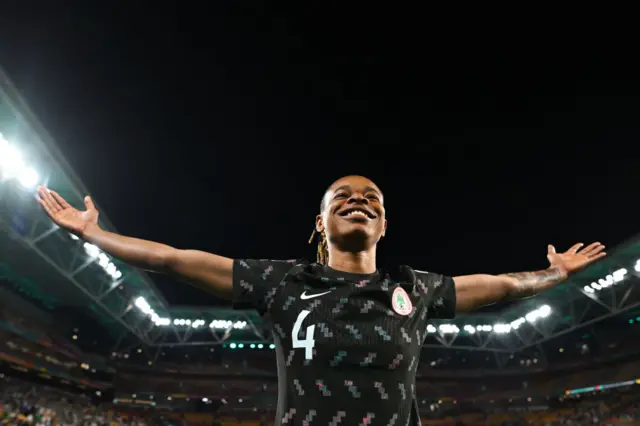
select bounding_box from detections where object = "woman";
[37,175,605,426]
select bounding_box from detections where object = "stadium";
[2,64,640,426]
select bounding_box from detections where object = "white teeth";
[346,210,367,217]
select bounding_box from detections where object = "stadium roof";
[1,65,639,362]
[0,66,169,341]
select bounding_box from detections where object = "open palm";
[547,242,606,275]
[37,186,99,237]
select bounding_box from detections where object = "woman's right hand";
[37,186,234,299]
[37,186,99,237]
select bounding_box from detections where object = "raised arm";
[453,243,606,312]
[37,186,233,299]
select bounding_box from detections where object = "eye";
[366,194,380,201]
[334,192,348,199]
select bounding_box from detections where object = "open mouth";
[338,207,376,219]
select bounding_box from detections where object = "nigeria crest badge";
[392,286,413,316]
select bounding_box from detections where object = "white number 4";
[292,310,315,360]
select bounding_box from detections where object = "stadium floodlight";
[134,296,170,326]
[18,166,39,188]
[525,304,551,323]
[171,319,207,328]
[635,260,640,272]
[585,268,627,293]
[0,133,40,188]
[427,305,553,336]
[83,242,123,280]
[439,324,459,334]
[0,137,24,178]
[209,319,247,330]
[493,323,511,333]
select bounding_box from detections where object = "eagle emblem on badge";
[392,286,413,316]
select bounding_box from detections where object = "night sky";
[1,8,638,309]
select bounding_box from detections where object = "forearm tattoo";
[500,267,566,299]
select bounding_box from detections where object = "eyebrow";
[332,185,351,193]
[363,185,382,196]
[332,185,382,197]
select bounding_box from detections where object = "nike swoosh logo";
[300,290,332,300]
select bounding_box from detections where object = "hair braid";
[308,229,329,264]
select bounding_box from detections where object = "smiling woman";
[309,175,386,266]
[36,175,605,426]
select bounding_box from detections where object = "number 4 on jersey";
[292,310,315,360]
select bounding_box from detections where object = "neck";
[327,246,377,274]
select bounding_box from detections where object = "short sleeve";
[232,259,298,315]
[415,270,457,319]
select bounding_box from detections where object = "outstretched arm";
[37,187,233,299]
[453,243,606,312]
[84,227,234,299]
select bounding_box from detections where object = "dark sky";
[1,8,638,308]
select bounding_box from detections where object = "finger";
[50,190,72,210]
[45,189,65,211]
[37,186,51,204]
[582,243,605,257]
[548,244,556,254]
[39,186,61,212]
[580,242,604,256]
[38,188,59,214]
[568,243,584,253]
[84,196,96,211]
[585,252,607,264]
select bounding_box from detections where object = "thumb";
[84,196,96,211]
[547,244,556,255]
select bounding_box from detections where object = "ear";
[381,218,388,237]
[315,214,324,233]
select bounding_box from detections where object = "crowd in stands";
[0,376,151,426]
[4,374,640,425]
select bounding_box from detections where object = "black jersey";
[233,260,456,426]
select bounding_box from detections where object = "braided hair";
[308,229,329,264]
[309,196,329,264]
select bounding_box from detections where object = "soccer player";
[37,176,605,426]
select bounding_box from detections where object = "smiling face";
[316,175,387,253]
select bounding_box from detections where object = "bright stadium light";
[0,133,40,188]
[493,324,511,334]
[82,242,123,280]
[586,268,628,293]
[427,305,552,336]
[525,304,551,323]
[439,324,459,334]
[18,166,39,188]
[209,320,247,330]
[0,139,24,178]
[171,319,206,328]
[134,296,170,326]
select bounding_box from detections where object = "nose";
[347,192,369,205]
